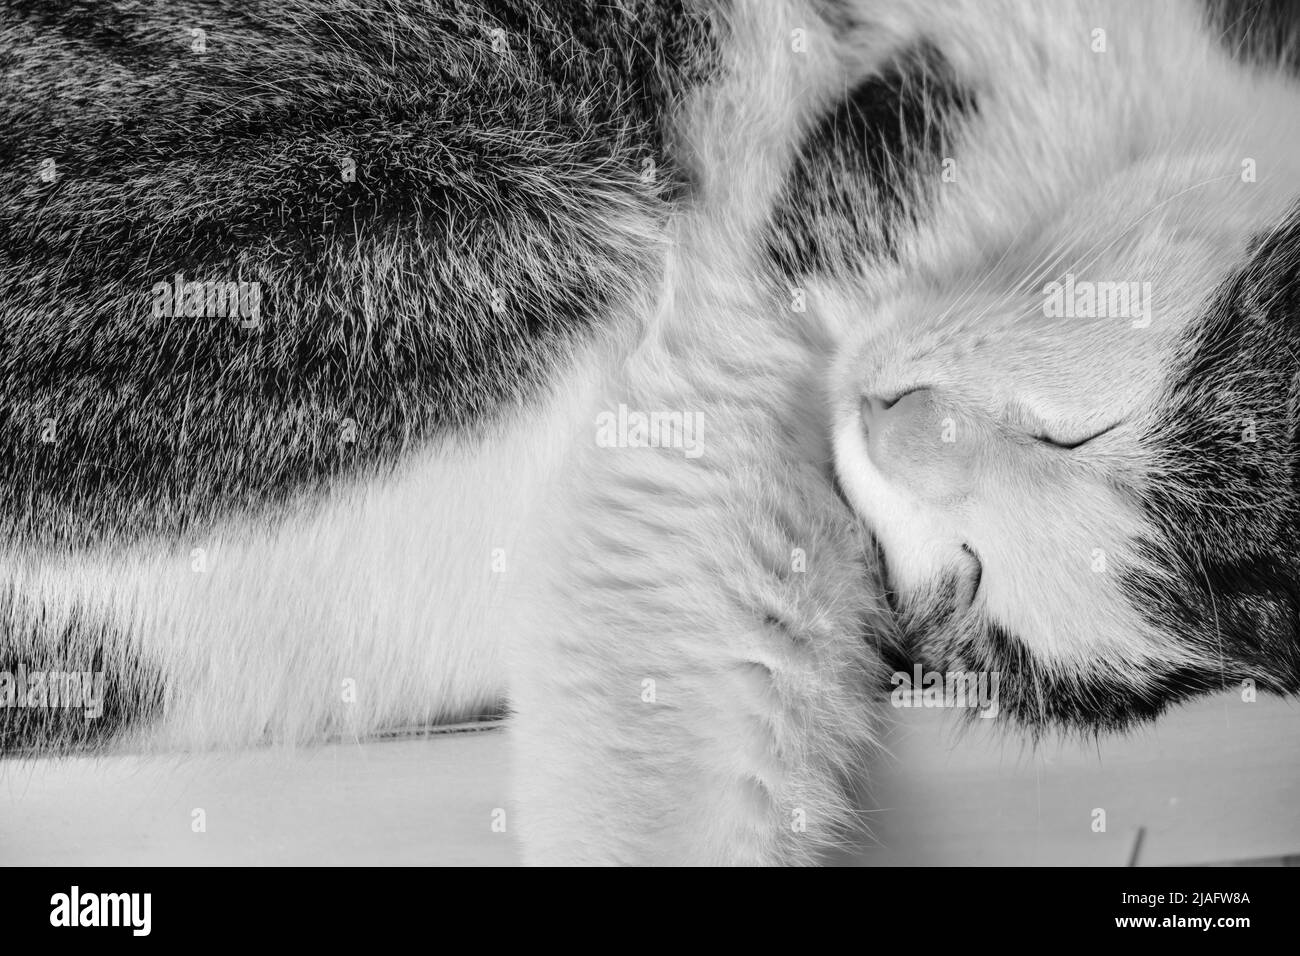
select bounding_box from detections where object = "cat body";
[3,0,1299,865]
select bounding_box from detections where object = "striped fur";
[3,0,1299,865]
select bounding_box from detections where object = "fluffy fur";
[0,0,710,750]
[4,0,1300,866]
[0,0,710,546]
[828,0,1300,729]
[506,2,898,863]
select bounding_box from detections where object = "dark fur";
[5,1,1299,755]
[0,587,162,753]
[766,42,975,279]
[1132,207,1300,701]
[879,569,1224,734]
[0,0,713,548]
[1204,0,1300,73]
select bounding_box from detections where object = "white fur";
[828,0,1300,684]
[15,0,1300,865]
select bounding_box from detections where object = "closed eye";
[1032,421,1121,450]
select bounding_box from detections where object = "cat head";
[803,0,1300,733]
[830,169,1300,731]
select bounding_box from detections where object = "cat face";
[830,170,1300,731]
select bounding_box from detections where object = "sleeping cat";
[833,227,1300,729]
[828,0,1300,730]
[2,0,1298,866]
[511,0,1300,863]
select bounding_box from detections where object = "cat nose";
[860,387,972,488]
[860,391,910,423]
[860,387,935,446]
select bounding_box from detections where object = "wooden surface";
[2,693,1296,866]
[850,692,1300,866]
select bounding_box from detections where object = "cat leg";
[507,281,891,865]
[500,0,919,867]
